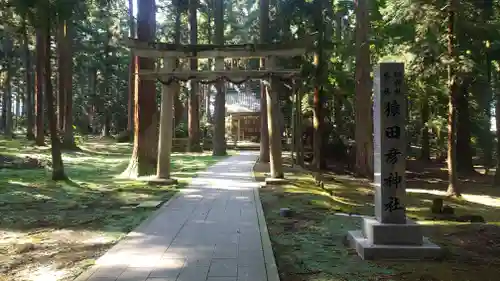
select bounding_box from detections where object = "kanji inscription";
[374,62,407,223]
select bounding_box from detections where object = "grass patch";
[0,137,225,281]
[255,162,500,281]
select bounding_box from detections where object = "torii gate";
[126,36,314,183]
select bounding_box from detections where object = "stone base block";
[362,217,423,245]
[347,230,442,260]
[146,178,178,186]
[263,178,288,187]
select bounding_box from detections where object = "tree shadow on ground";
[0,137,225,281]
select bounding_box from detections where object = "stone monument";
[347,62,442,260]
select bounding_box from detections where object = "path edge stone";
[252,170,281,281]
[72,190,183,281]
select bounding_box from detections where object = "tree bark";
[127,0,136,134]
[173,4,184,128]
[456,81,474,173]
[354,0,373,178]
[188,0,202,152]
[35,28,45,146]
[258,0,270,162]
[420,92,430,161]
[101,30,112,138]
[43,14,66,181]
[63,20,75,148]
[267,57,284,178]
[24,23,34,140]
[446,0,460,196]
[212,0,227,156]
[334,11,343,134]
[312,1,328,170]
[124,0,158,177]
[56,19,76,149]
[494,67,500,184]
[3,38,13,138]
[57,22,66,133]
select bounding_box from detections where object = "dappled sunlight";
[407,188,500,207]
[330,195,367,207]
[0,137,230,281]
[190,176,258,190]
[7,180,32,187]
[196,171,251,177]
[30,265,67,281]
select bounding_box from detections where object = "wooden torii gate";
[126,36,314,182]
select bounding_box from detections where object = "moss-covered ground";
[0,136,226,281]
[255,159,500,281]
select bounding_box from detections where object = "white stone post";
[347,62,441,260]
[373,62,407,224]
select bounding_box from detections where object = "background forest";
[1,0,500,194]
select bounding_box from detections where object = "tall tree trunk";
[4,62,13,138]
[124,0,158,177]
[188,0,201,151]
[213,0,227,156]
[127,0,136,135]
[354,0,373,178]
[101,30,112,137]
[62,20,75,148]
[173,4,184,128]
[258,0,270,162]
[16,82,20,129]
[23,20,34,140]
[420,92,430,161]
[89,67,97,134]
[2,38,13,138]
[446,0,460,196]
[312,0,329,171]
[3,38,13,138]
[334,11,343,133]
[57,22,66,132]
[456,80,474,173]
[43,14,66,181]
[494,66,500,185]
[35,28,45,145]
[206,9,213,123]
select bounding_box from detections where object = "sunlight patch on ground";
[0,137,226,281]
[196,171,250,177]
[407,188,500,207]
[29,265,67,281]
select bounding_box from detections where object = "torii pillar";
[150,57,177,185]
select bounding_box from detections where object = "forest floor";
[0,136,226,281]
[255,157,500,281]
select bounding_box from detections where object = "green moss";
[257,164,500,281]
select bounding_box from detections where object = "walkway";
[75,152,278,281]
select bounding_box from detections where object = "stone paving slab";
[74,152,278,281]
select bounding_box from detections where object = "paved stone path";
[75,152,277,281]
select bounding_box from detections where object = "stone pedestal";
[263,177,288,187]
[348,62,441,260]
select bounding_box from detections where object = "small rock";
[279,208,293,217]
[442,205,454,215]
[15,243,35,254]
